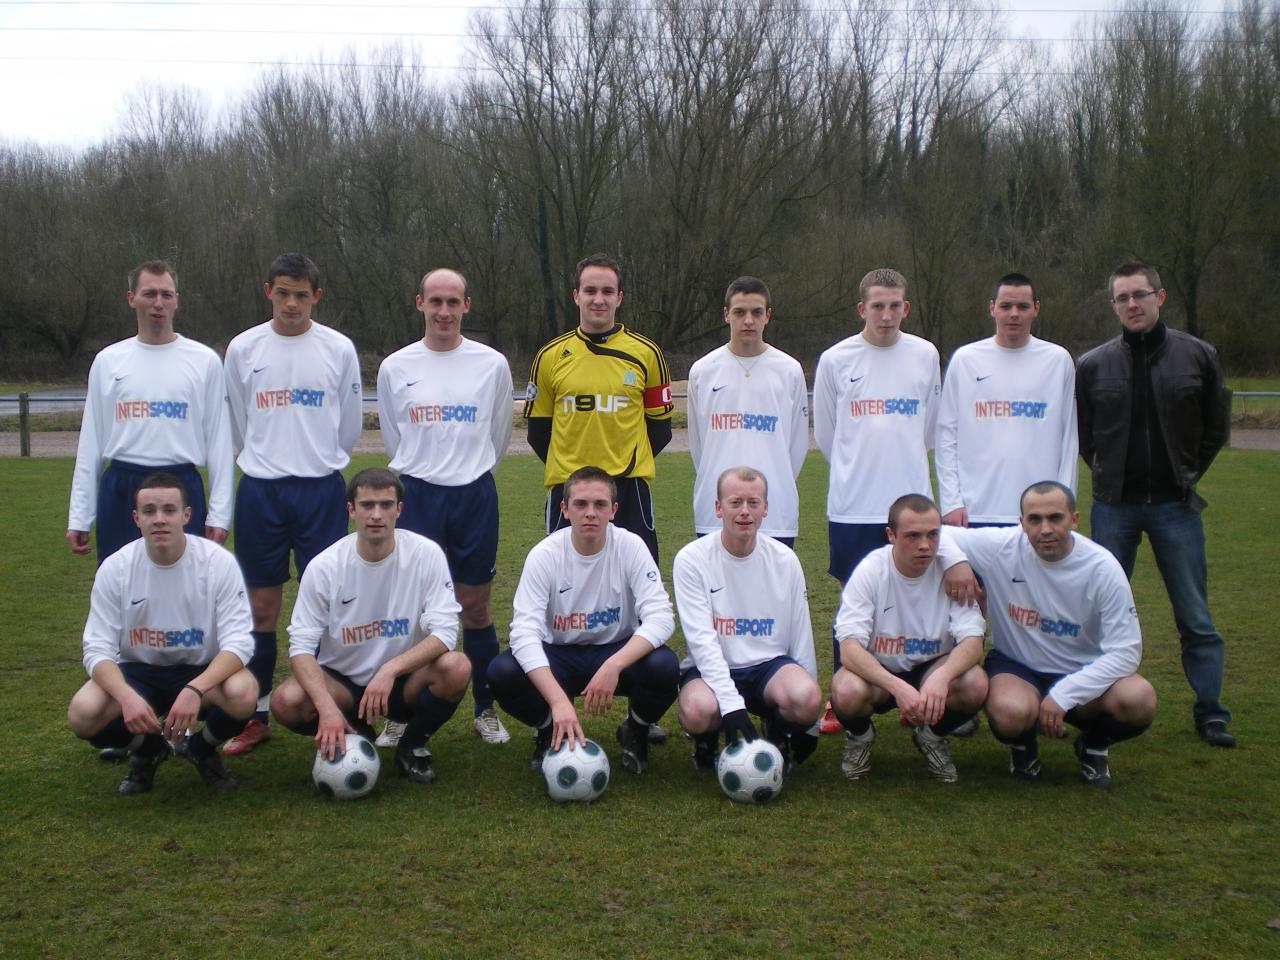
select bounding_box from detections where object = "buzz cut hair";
[346,467,403,504]
[266,252,321,292]
[887,493,939,532]
[1109,261,1163,298]
[421,268,469,299]
[858,268,908,303]
[128,260,177,292]
[564,465,617,502]
[991,272,1038,304]
[574,253,623,291]
[1019,480,1076,515]
[716,466,768,501]
[134,471,188,509]
[724,276,771,309]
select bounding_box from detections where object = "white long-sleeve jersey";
[935,336,1078,523]
[82,535,253,675]
[672,532,817,715]
[508,526,675,674]
[377,338,514,486]
[224,321,363,479]
[941,527,1141,711]
[813,333,941,523]
[835,545,985,674]
[287,530,461,686]
[686,345,809,537]
[68,336,234,531]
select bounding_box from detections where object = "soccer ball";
[312,733,381,800]
[542,738,610,802]
[716,738,785,804]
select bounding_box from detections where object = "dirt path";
[5,428,1277,458]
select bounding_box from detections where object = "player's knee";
[778,677,822,724]
[269,680,311,726]
[221,669,259,718]
[950,667,989,712]
[635,646,679,688]
[985,692,1036,737]
[830,669,872,715]
[486,651,525,697]
[678,695,719,735]
[433,651,472,699]
[1114,675,1157,725]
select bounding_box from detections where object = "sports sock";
[133,733,166,758]
[1082,715,1151,751]
[188,707,246,757]
[402,687,462,749]
[463,624,499,714]
[931,709,976,737]
[836,712,872,736]
[248,630,278,720]
[991,724,1037,748]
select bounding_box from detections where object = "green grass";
[1,451,1277,958]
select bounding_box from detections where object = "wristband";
[183,683,204,699]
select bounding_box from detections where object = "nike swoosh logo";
[406,380,421,388]
[341,596,356,605]
[883,604,894,612]
[114,375,129,382]
[559,586,572,594]
[849,376,864,384]
[252,366,268,374]
[710,586,724,594]
[1012,577,1026,584]
[976,375,992,381]
[711,385,727,393]
[130,597,146,606]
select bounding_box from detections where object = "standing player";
[67,473,257,795]
[269,468,470,784]
[829,494,987,783]
[673,467,821,771]
[1077,262,1234,747]
[487,467,678,774]
[525,253,674,563]
[686,277,809,546]
[943,482,1157,787]
[221,253,363,755]
[376,268,514,747]
[936,273,1077,528]
[67,260,233,562]
[812,268,941,732]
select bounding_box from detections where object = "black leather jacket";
[1076,325,1230,509]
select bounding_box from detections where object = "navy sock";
[463,624,499,714]
[133,733,166,758]
[931,709,976,737]
[768,708,811,737]
[992,725,1037,748]
[87,716,135,749]
[402,687,462,750]
[248,630,278,720]
[835,712,872,736]
[188,706,247,756]
[1082,715,1151,751]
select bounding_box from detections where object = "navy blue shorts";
[680,655,799,717]
[985,648,1065,699]
[119,661,210,716]
[320,665,413,723]
[234,472,348,587]
[399,472,498,585]
[865,658,944,714]
[827,522,889,584]
[97,460,207,563]
[540,639,640,697]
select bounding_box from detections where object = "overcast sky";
[0,1,1218,149]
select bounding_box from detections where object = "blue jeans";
[1089,499,1229,727]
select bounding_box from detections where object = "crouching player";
[673,467,822,772]
[67,473,257,795]
[269,468,470,784]
[944,481,1157,787]
[488,466,678,774]
[830,494,987,783]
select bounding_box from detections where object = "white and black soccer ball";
[542,738,610,802]
[312,733,381,800]
[716,738,785,804]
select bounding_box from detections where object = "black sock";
[248,630,278,721]
[401,687,462,750]
[1082,715,1151,751]
[931,709,976,737]
[837,713,872,736]
[133,733,166,758]
[87,716,134,749]
[463,624,499,714]
[992,725,1037,748]
[188,707,246,757]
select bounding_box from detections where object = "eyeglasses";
[1111,290,1159,306]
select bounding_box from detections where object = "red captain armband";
[644,383,673,407]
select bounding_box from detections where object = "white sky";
[0,1,1221,149]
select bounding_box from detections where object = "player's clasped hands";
[162,686,201,742]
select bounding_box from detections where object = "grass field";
[1,450,1277,959]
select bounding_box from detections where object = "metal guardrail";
[4,390,1277,458]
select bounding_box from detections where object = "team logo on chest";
[622,370,637,387]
